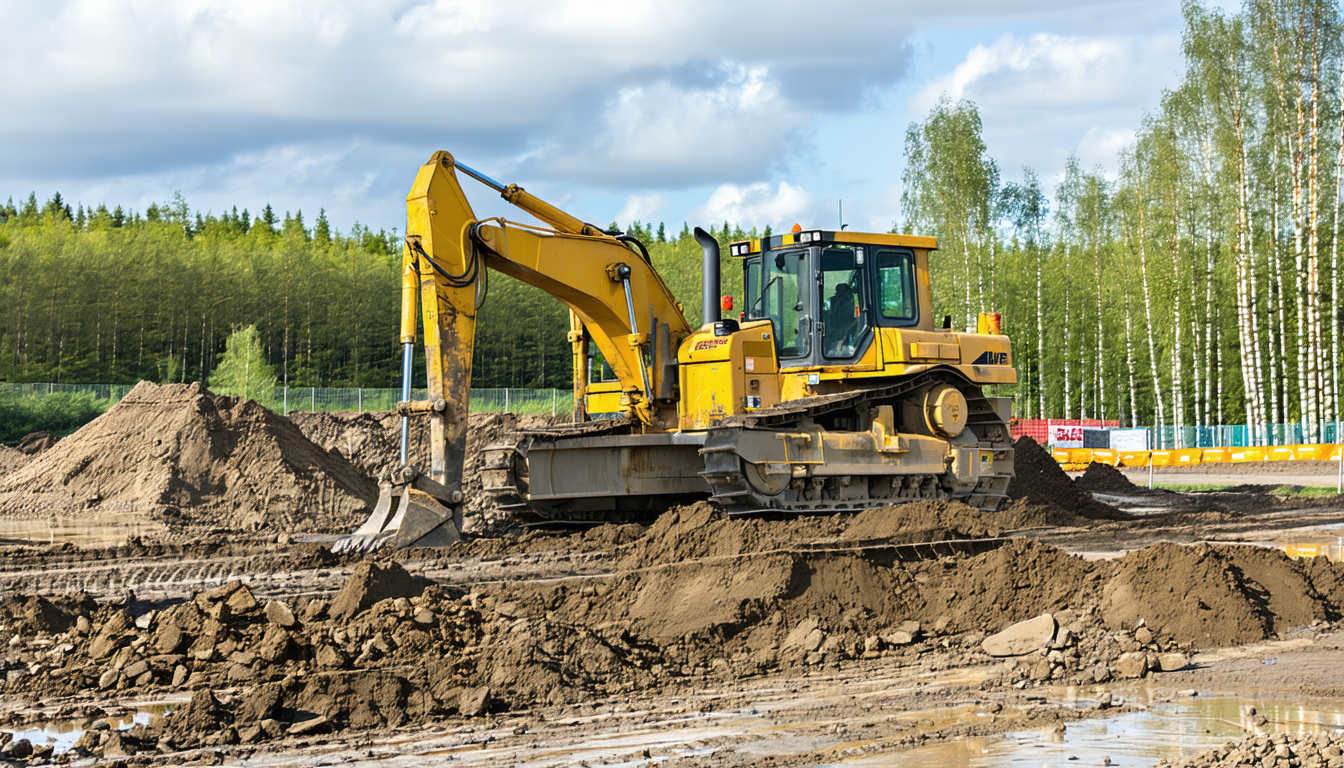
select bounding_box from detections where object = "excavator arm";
[335,151,691,551]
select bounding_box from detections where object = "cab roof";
[726,229,938,258]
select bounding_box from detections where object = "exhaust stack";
[693,226,720,326]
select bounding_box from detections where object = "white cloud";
[613,193,667,226]
[907,31,1180,180]
[537,64,811,187]
[912,32,1173,113]
[690,182,812,231]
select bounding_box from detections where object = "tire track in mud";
[0,546,624,602]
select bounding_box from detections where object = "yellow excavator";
[333,151,1016,551]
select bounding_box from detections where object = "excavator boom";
[334,151,690,551]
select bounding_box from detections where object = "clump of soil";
[328,561,429,621]
[0,381,376,535]
[1074,461,1138,494]
[15,432,59,455]
[1008,437,1129,520]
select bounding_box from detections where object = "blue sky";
[0,1,1228,238]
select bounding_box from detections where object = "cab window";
[761,249,810,358]
[744,256,762,319]
[820,246,867,358]
[876,250,917,323]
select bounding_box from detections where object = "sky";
[0,0,1226,238]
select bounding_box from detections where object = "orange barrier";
[1117,451,1150,468]
[1055,442,1344,468]
[1202,448,1230,463]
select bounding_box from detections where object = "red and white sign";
[1049,425,1085,448]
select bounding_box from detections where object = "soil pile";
[290,410,562,534]
[0,381,376,535]
[1169,730,1344,768]
[1075,461,1139,494]
[1008,437,1129,520]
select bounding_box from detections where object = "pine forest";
[0,0,1341,445]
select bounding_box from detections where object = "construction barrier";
[1054,443,1344,468]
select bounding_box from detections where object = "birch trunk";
[1137,188,1167,434]
[1331,67,1344,436]
[1063,244,1073,419]
[1037,244,1046,420]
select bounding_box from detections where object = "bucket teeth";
[332,484,463,552]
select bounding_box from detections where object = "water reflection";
[848,697,1344,767]
[1,703,176,754]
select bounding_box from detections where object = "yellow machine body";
[337,151,1018,550]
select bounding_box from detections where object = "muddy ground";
[3,389,1344,766]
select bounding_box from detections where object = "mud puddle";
[866,695,1344,767]
[2,701,179,755]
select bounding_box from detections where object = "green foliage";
[211,325,276,402]
[0,388,109,444]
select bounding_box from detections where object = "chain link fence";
[2,383,574,416]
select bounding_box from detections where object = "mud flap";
[333,482,463,552]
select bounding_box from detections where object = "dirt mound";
[0,381,376,536]
[1075,461,1138,494]
[1007,437,1129,520]
[15,431,59,455]
[1101,543,1331,647]
[290,410,563,535]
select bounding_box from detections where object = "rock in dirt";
[982,614,1056,657]
[1007,437,1129,520]
[196,581,259,615]
[161,689,229,747]
[328,561,428,621]
[264,600,296,628]
[1112,651,1150,679]
[1157,652,1190,672]
[459,685,491,717]
[0,381,376,536]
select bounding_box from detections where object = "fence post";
[358,388,363,412]
[552,389,557,417]
[505,389,510,413]
[283,386,288,416]
[311,387,315,411]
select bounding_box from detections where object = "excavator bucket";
[332,471,464,552]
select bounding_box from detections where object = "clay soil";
[4,403,1344,766]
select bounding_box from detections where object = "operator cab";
[734,229,924,368]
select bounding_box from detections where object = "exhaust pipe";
[693,227,720,326]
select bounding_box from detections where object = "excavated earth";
[3,392,1344,766]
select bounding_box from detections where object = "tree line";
[905,0,1343,441]
[0,192,750,391]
